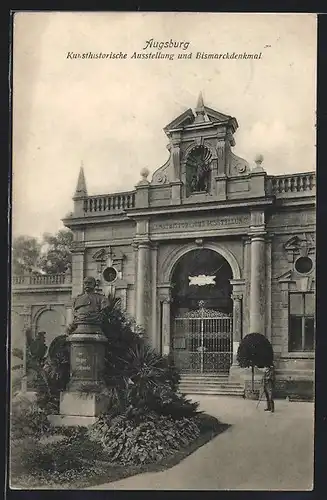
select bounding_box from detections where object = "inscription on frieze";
[151,215,249,232]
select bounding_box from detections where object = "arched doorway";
[171,248,233,373]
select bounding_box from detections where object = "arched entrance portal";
[171,249,233,373]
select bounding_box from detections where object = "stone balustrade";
[270,172,315,196]
[83,191,136,213]
[12,273,71,286]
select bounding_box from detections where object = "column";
[135,241,151,329]
[249,234,266,334]
[151,244,158,350]
[232,294,242,364]
[162,297,171,355]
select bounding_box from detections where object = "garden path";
[89,395,314,491]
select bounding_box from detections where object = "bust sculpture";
[71,276,109,327]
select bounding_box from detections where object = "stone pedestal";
[48,325,109,427]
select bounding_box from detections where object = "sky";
[12,12,317,239]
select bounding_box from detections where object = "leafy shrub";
[10,396,51,440]
[147,385,200,419]
[88,411,200,465]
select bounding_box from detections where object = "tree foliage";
[12,235,42,275]
[237,332,274,390]
[12,229,73,275]
[237,332,274,369]
[38,230,73,274]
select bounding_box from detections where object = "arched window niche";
[185,145,212,197]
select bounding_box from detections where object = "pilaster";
[214,176,227,201]
[232,293,243,361]
[171,180,183,205]
[230,278,245,365]
[70,241,86,298]
[158,285,172,356]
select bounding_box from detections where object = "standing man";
[262,364,275,412]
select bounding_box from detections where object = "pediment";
[164,109,195,134]
[277,270,293,282]
[92,248,108,262]
[164,106,238,137]
[204,106,238,130]
[284,233,315,262]
[284,236,302,251]
[284,234,315,252]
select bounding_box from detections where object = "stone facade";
[12,96,315,397]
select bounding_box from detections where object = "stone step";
[179,383,244,390]
[178,388,244,396]
[179,382,243,388]
[181,374,230,376]
[180,376,230,381]
[179,384,243,390]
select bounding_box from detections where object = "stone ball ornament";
[253,154,265,172]
[254,154,264,165]
[140,167,150,179]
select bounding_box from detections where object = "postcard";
[10,12,316,490]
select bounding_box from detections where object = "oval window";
[103,266,118,283]
[294,256,313,274]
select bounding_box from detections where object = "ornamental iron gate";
[172,300,232,373]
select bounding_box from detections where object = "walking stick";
[256,388,264,409]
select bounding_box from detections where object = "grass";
[10,414,230,490]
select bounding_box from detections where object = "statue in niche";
[186,145,211,195]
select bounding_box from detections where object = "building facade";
[12,96,316,396]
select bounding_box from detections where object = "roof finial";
[74,161,88,198]
[196,91,205,111]
[194,92,207,123]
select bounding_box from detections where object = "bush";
[10,396,51,440]
[11,431,103,477]
[129,383,200,420]
[88,411,201,465]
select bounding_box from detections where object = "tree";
[39,229,73,274]
[12,235,42,275]
[236,332,274,391]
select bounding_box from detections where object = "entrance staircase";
[178,373,244,397]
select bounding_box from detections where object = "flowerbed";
[10,414,229,489]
